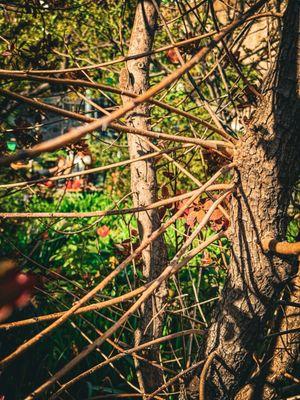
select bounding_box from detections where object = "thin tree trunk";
[120,0,167,395]
[183,0,300,398]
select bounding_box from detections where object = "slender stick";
[0,183,233,219]
[0,11,279,76]
[199,351,217,400]
[51,330,205,399]
[146,360,205,400]
[266,327,300,338]
[0,146,188,190]
[0,73,233,142]
[0,285,149,330]
[0,88,233,166]
[0,31,218,75]
[262,238,300,255]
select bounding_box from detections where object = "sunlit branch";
[0,0,267,167]
[0,183,233,218]
[0,88,233,166]
[0,146,188,190]
[0,285,148,330]
[262,238,300,255]
[0,73,233,142]
[0,11,280,75]
[199,350,217,400]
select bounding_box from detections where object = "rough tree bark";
[182,0,300,398]
[119,0,168,394]
[259,273,300,399]
[235,273,300,400]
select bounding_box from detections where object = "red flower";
[43,180,54,188]
[0,260,37,322]
[96,225,110,238]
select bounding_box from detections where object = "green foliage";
[287,218,300,242]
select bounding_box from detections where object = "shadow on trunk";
[181,1,300,398]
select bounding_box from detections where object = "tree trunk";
[235,273,300,400]
[255,276,300,400]
[120,0,167,395]
[184,0,300,398]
